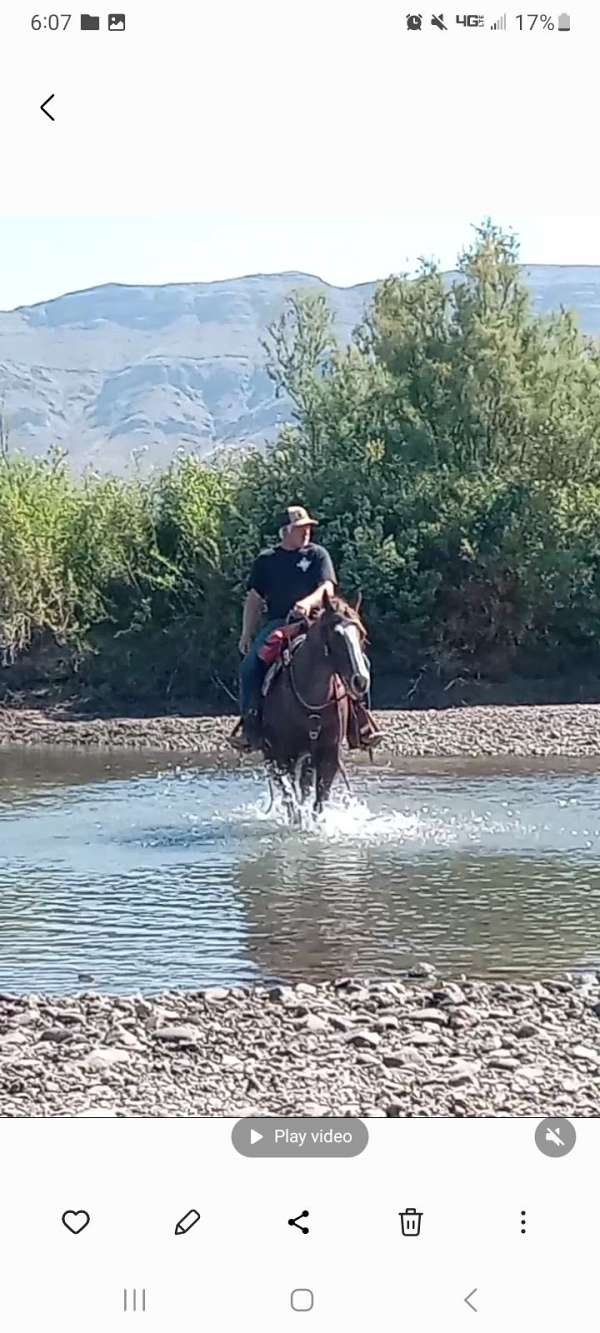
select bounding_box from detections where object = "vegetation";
[4,220,600,705]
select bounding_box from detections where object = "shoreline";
[1,974,599,1117]
[3,701,600,757]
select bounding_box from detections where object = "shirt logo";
[297,556,311,573]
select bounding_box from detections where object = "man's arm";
[293,580,335,617]
[294,545,337,616]
[239,588,264,654]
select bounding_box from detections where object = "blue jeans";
[240,618,286,713]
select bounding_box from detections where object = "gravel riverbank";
[3,701,600,757]
[2,974,600,1117]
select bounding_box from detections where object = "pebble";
[2,973,600,1117]
[80,1048,131,1071]
[154,1026,199,1044]
[6,703,600,759]
[408,1010,449,1026]
[343,1030,380,1049]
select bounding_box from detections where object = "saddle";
[261,631,306,698]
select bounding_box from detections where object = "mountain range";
[1,265,600,474]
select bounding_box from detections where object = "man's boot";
[348,699,384,750]
[229,692,263,752]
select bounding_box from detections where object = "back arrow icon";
[41,94,55,121]
[464,1288,478,1312]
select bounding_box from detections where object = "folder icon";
[80,13,100,28]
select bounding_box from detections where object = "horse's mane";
[317,595,367,638]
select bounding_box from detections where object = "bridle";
[284,612,364,716]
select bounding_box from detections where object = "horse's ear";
[322,588,332,614]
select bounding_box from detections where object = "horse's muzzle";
[351,672,370,697]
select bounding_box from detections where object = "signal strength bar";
[491,13,507,27]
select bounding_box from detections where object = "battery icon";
[557,12,570,29]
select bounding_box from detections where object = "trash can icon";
[399,1207,423,1236]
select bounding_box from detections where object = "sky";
[2,0,599,309]
[2,214,600,311]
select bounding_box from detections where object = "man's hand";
[293,581,335,620]
[239,632,252,656]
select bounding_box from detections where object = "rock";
[80,1048,131,1071]
[301,1015,328,1034]
[432,985,467,1006]
[1,968,598,1116]
[480,1033,503,1052]
[383,1052,425,1070]
[407,1009,449,1026]
[329,1015,355,1032]
[266,986,295,1004]
[407,963,437,979]
[447,1060,480,1085]
[343,1030,381,1049]
[0,1030,29,1047]
[514,1065,546,1083]
[154,1026,199,1044]
[374,1016,399,1032]
[203,988,230,1003]
[571,1045,600,1064]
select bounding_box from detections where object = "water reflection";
[1,749,600,992]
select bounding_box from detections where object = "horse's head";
[318,590,371,699]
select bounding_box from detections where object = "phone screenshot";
[0,1,598,1328]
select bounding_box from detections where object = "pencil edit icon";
[175,1208,201,1236]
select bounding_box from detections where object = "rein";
[287,648,346,714]
[284,617,348,716]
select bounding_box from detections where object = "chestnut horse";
[260,591,371,819]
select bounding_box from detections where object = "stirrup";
[229,720,251,751]
[359,725,384,750]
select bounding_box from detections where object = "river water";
[1,748,600,993]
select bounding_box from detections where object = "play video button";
[232,1117,368,1158]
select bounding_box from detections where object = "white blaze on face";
[334,622,370,691]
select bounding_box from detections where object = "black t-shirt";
[247,542,337,620]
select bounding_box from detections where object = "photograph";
[2,209,600,1120]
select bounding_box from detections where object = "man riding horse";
[230,504,383,752]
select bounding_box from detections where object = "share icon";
[288,1209,310,1234]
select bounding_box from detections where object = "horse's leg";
[297,754,314,805]
[268,759,300,826]
[314,745,340,815]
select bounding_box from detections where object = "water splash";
[235,787,516,851]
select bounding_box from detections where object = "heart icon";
[62,1210,91,1234]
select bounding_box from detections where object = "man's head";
[277,504,318,550]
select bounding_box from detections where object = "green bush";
[4,220,600,703]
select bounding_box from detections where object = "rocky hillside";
[1,265,599,475]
